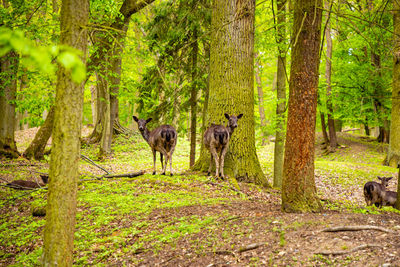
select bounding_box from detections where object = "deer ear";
[133,116,139,122]
[146,118,153,123]
[224,113,230,120]
[378,176,382,180]
[388,177,393,181]
[237,114,243,119]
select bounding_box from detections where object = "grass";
[1,131,399,265]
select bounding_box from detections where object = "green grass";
[1,132,399,265]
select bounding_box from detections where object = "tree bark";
[0,51,20,158]
[189,29,199,167]
[23,106,55,160]
[281,0,322,212]
[193,0,268,186]
[324,0,337,151]
[254,52,268,146]
[42,0,89,265]
[387,1,400,179]
[273,0,287,188]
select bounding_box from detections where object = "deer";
[203,113,243,179]
[6,174,49,190]
[364,176,398,208]
[133,116,177,176]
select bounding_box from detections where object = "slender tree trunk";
[97,72,112,158]
[193,0,268,186]
[324,0,337,151]
[281,0,322,212]
[23,106,55,160]
[254,52,268,146]
[189,29,199,167]
[0,51,20,158]
[273,0,287,188]
[42,0,88,264]
[320,112,329,145]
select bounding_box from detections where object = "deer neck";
[140,128,151,143]
[227,125,235,136]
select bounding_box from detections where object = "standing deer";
[364,176,398,207]
[203,113,243,179]
[133,116,177,176]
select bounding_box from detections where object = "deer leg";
[219,145,228,179]
[162,153,168,175]
[207,153,213,176]
[152,149,157,175]
[210,147,220,177]
[160,153,164,170]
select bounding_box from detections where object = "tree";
[273,0,287,188]
[281,0,322,212]
[84,0,157,157]
[0,50,19,158]
[323,0,337,152]
[193,0,268,186]
[42,0,89,264]
[389,0,400,210]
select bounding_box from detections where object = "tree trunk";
[97,72,112,158]
[281,0,322,212]
[189,29,198,167]
[273,0,287,188]
[254,52,268,146]
[324,0,337,151]
[387,1,400,171]
[0,51,20,158]
[42,0,88,265]
[193,0,268,186]
[85,0,156,143]
[23,106,55,160]
[320,112,329,145]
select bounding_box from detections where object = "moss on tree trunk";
[42,0,89,265]
[281,0,322,213]
[193,0,268,187]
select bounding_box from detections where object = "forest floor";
[1,128,400,266]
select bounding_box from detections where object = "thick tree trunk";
[0,51,20,158]
[254,52,268,146]
[324,0,337,151]
[23,106,55,160]
[193,0,268,186]
[189,30,199,167]
[273,0,287,188]
[387,1,400,170]
[42,0,88,265]
[392,0,400,210]
[281,0,322,212]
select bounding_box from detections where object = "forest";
[0,0,400,265]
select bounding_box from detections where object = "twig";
[81,155,110,174]
[321,225,395,234]
[315,244,383,256]
[214,250,236,256]
[238,242,265,253]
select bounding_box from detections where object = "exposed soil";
[1,130,400,266]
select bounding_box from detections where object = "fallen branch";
[315,244,382,256]
[321,225,395,234]
[238,242,265,253]
[81,154,110,174]
[103,171,145,178]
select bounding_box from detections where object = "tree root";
[320,225,395,234]
[315,244,382,256]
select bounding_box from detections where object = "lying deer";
[203,113,243,179]
[6,174,49,190]
[364,176,397,207]
[133,116,177,176]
